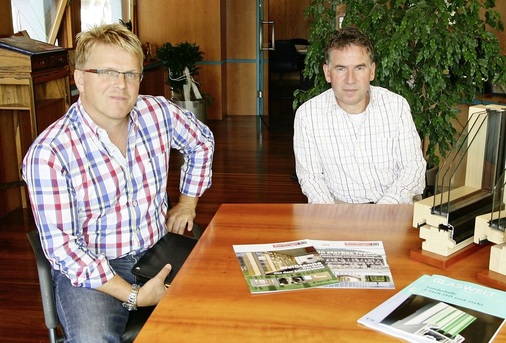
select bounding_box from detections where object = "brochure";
[311,240,394,289]
[358,274,506,343]
[233,239,338,293]
[233,239,394,293]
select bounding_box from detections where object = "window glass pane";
[81,0,128,31]
[11,0,60,42]
[10,0,130,43]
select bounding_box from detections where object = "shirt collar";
[74,98,139,137]
[328,86,375,114]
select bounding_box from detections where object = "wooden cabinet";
[0,36,70,216]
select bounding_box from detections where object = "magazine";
[232,239,394,293]
[358,275,506,343]
[311,240,394,289]
[233,239,338,293]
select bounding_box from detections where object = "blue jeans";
[52,252,145,343]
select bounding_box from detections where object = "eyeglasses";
[80,68,144,82]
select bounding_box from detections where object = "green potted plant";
[294,0,506,171]
[157,41,207,122]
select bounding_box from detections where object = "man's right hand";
[137,264,172,307]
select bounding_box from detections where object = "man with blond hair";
[23,23,214,342]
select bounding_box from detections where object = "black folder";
[132,232,198,286]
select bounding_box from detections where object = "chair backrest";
[269,40,299,73]
[290,38,309,46]
[27,230,63,343]
[27,230,154,343]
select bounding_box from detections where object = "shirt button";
[133,201,138,206]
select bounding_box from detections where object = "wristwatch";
[122,283,140,311]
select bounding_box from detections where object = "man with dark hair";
[294,26,425,204]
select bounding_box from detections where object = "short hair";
[74,23,144,70]
[325,26,375,65]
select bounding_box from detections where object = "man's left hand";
[166,195,198,235]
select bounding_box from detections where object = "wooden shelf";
[0,103,30,110]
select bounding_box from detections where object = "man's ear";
[370,61,376,82]
[323,64,331,83]
[74,69,85,93]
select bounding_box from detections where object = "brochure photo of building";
[358,275,506,343]
[383,296,481,343]
[233,240,338,293]
[312,240,395,289]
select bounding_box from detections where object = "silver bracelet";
[122,283,140,311]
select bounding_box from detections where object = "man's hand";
[137,264,172,307]
[97,264,172,307]
[166,195,198,235]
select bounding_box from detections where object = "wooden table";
[135,204,505,342]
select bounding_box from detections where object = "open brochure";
[233,239,394,293]
[311,240,394,289]
[358,274,506,343]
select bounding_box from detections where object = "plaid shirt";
[22,95,214,288]
[294,86,426,204]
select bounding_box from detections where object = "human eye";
[98,69,119,78]
[336,66,346,72]
[124,72,137,80]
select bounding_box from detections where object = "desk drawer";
[31,52,68,72]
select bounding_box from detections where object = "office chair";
[26,192,203,342]
[27,230,154,343]
[269,40,299,75]
[289,38,309,68]
[289,38,313,91]
[289,38,309,46]
[27,211,201,343]
[269,40,300,97]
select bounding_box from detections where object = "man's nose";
[114,73,127,87]
[345,70,355,83]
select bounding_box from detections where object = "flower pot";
[173,98,207,124]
